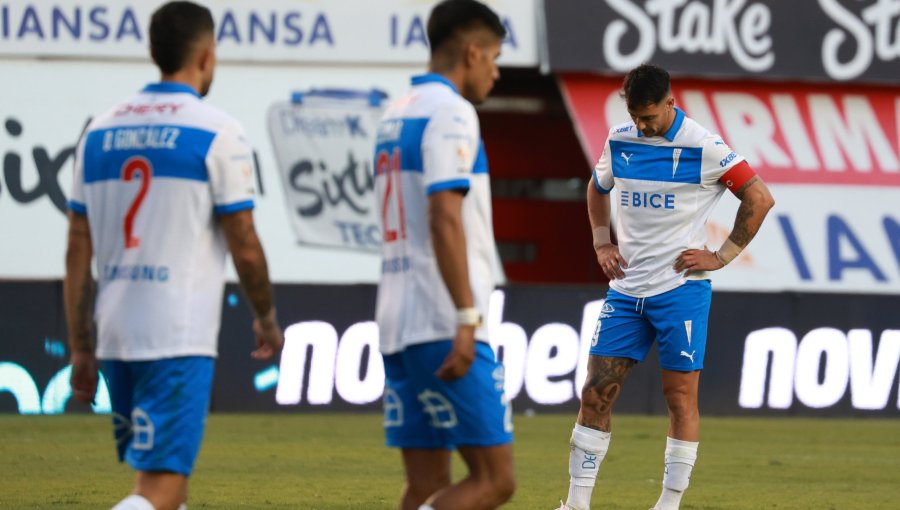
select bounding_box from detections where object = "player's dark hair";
[621,64,671,109]
[427,0,507,55]
[149,1,215,75]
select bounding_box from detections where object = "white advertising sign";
[267,91,385,252]
[0,59,416,282]
[0,0,540,67]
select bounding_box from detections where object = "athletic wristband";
[456,307,482,327]
[592,226,612,249]
[714,239,743,265]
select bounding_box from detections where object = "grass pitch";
[0,413,897,509]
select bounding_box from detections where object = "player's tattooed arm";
[64,212,100,404]
[728,176,775,248]
[579,356,635,431]
[220,210,275,319]
[63,212,95,353]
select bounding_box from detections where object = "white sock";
[177,505,187,510]
[564,424,610,510]
[654,437,699,510]
[418,506,435,510]
[111,495,155,510]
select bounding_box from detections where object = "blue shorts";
[590,280,711,371]
[382,341,513,449]
[100,356,214,476]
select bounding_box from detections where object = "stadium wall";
[2,282,898,417]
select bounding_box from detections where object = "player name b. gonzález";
[101,126,181,152]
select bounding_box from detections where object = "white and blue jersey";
[69,82,256,361]
[374,73,495,355]
[593,108,748,298]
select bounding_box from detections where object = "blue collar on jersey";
[636,106,685,142]
[143,81,201,98]
[411,73,460,95]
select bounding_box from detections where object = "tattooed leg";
[577,356,635,432]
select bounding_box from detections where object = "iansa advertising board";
[560,75,900,294]
[0,0,540,66]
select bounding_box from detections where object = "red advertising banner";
[560,74,900,294]
[560,74,900,187]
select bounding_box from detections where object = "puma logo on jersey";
[680,350,696,363]
[621,152,633,165]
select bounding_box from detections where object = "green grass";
[0,413,897,509]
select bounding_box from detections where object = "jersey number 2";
[377,148,407,243]
[121,156,153,249]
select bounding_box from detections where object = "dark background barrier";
[1,281,898,417]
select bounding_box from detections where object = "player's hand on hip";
[251,309,284,360]
[674,247,725,274]
[69,351,99,405]
[436,325,476,381]
[595,244,628,280]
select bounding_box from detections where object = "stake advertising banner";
[560,74,900,294]
[544,0,900,84]
[2,282,899,417]
[0,0,540,67]
[268,89,387,252]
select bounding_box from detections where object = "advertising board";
[0,0,539,67]
[545,0,900,84]
[3,283,898,417]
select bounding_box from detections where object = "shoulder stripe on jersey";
[68,200,87,215]
[214,200,254,215]
[374,117,430,174]
[610,140,702,184]
[427,178,470,195]
[472,141,489,174]
[82,125,216,183]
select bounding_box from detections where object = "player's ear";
[196,37,215,73]
[464,40,479,69]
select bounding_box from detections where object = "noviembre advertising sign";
[2,283,899,417]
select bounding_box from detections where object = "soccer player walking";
[64,2,282,509]
[374,1,515,509]
[557,64,775,510]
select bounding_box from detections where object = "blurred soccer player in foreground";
[556,64,774,510]
[64,2,282,509]
[373,1,515,508]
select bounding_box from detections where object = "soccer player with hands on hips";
[64,2,282,509]
[374,1,515,509]
[557,64,775,510]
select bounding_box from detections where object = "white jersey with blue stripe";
[69,82,255,360]
[593,108,745,298]
[374,74,494,355]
